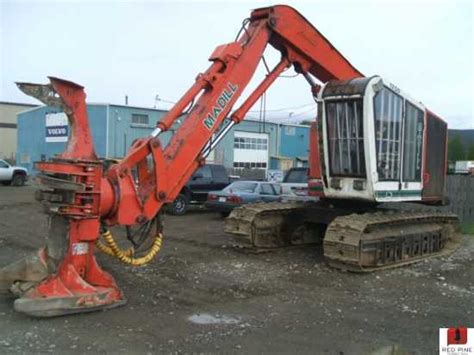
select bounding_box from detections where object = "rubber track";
[224,202,304,237]
[324,211,462,272]
[224,202,310,248]
[225,204,462,271]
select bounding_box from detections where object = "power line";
[288,106,317,118]
[247,102,316,113]
[155,94,316,113]
[155,95,177,105]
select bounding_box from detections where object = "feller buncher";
[0,5,460,317]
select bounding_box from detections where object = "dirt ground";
[0,185,473,354]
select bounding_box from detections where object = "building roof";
[0,101,38,107]
[14,101,311,129]
[14,102,170,117]
[16,102,170,114]
[89,102,169,113]
[243,117,311,128]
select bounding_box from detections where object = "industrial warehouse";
[0,101,37,161]
[0,1,473,354]
[15,103,310,174]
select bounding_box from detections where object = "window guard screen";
[326,99,365,177]
[403,102,424,181]
[374,88,403,181]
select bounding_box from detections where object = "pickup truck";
[169,164,230,215]
[0,159,28,186]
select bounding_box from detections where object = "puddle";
[371,345,407,355]
[188,313,241,325]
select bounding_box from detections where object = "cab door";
[0,160,12,180]
[373,86,404,200]
[399,101,424,199]
[188,165,213,202]
[373,86,423,201]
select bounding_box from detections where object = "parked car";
[169,164,230,215]
[205,180,281,217]
[280,167,316,201]
[0,159,28,186]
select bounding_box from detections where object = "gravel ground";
[0,185,472,354]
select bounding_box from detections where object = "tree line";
[448,135,474,161]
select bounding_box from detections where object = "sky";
[1,0,473,128]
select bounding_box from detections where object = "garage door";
[233,131,269,170]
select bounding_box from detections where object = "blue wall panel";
[107,105,168,158]
[279,125,309,158]
[17,101,311,174]
[17,104,107,173]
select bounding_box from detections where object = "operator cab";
[314,76,447,203]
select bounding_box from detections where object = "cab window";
[374,87,403,181]
[326,99,365,177]
[402,102,424,181]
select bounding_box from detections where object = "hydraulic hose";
[95,229,163,266]
[95,235,134,258]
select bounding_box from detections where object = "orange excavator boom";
[4,5,363,317]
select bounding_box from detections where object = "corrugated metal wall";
[17,103,311,174]
[444,175,474,223]
[107,105,169,158]
[279,124,310,158]
[17,105,107,172]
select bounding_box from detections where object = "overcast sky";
[1,0,473,128]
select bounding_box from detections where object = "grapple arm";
[4,5,363,317]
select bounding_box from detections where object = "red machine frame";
[14,5,363,316]
[101,5,362,227]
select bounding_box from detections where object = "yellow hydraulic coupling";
[95,229,163,266]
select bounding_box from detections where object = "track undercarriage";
[224,201,462,271]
